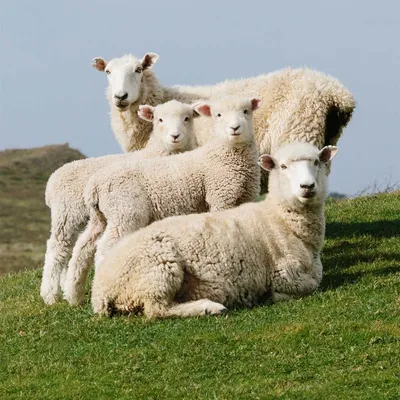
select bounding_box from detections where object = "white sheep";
[91,142,338,318]
[40,100,197,305]
[93,52,354,187]
[64,97,261,306]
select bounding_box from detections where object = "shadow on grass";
[320,265,400,291]
[326,220,400,239]
[321,220,400,291]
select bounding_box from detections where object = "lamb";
[91,142,338,318]
[40,100,197,305]
[64,97,261,306]
[93,52,354,184]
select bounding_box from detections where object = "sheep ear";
[138,105,154,122]
[319,146,339,163]
[251,98,262,111]
[193,102,211,117]
[192,108,201,118]
[92,57,107,71]
[258,154,276,171]
[141,53,159,70]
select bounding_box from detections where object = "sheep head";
[138,100,198,152]
[194,97,261,145]
[92,53,159,111]
[259,143,338,207]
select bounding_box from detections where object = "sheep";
[91,142,339,318]
[93,52,354,188]
[64,97,261,306]
[40,100,198,305]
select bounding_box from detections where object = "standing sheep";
[64,97,261,306]
[91,142,338,318]
[94,52,354,182]
[41,100,197,305]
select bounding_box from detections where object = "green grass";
[0,192,399,399]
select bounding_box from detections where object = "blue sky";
[1,0,399,194]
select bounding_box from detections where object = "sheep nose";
[171,134,180,140]
[231,125,240,132]
[114,92,128,100]
[300,183,315,189]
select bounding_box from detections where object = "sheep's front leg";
[64,213,105,305]
[40,218,84,305]
[270,258,319,303]
[167,300,228,318]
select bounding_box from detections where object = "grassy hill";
[0,144,85,274]
[0,186,399,398]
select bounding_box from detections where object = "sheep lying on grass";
[94,53,354,189]
[91,142,338,318]
[41,100,197,305]
[64,97,261,306]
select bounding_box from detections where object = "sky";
[1,0,399,195]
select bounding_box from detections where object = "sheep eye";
[314,160,319,166]
[184,116,189,122]
[135,67,143,73]
[105,70,111,75]
[244,109,248,114]
[159,118,163,123]
[217,113,221,117]
[280,164,287,170]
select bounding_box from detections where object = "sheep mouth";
[116,102,129,111]
[301,191,316,199]
[230,132,242,136]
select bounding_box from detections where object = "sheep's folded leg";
[167,299,228,318]
[270,259,319,303]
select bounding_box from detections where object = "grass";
[0,191,399,399]
[0,144,84,274]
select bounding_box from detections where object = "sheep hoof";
[63,292,85,306]
[271,291,293,303]
[203,300,228,316]
[41,292,59,305]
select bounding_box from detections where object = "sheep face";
[259,143,338,206]
[138,100,197,152]
[92,53,159,111]
[195,98,261,144]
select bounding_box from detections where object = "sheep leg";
[166,300,228,318]
[270,259,319,303]
[40,218,85,305]
[63,212,106,306]
[59,267,67,293]
[94,205,152,269]
[94,225,122,269]
[94,222,146,268]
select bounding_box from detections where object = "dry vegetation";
[0,144,85,274]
